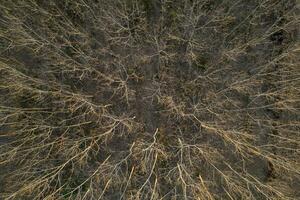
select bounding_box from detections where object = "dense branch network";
[0,0,299,199]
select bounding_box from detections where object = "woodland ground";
[0,0,299,199]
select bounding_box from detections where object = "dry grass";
[0,0,299,199]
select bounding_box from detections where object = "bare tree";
[0,0,299,199]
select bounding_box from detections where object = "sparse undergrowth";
[0,0,299,199]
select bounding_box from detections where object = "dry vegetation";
[0,0,299,199]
